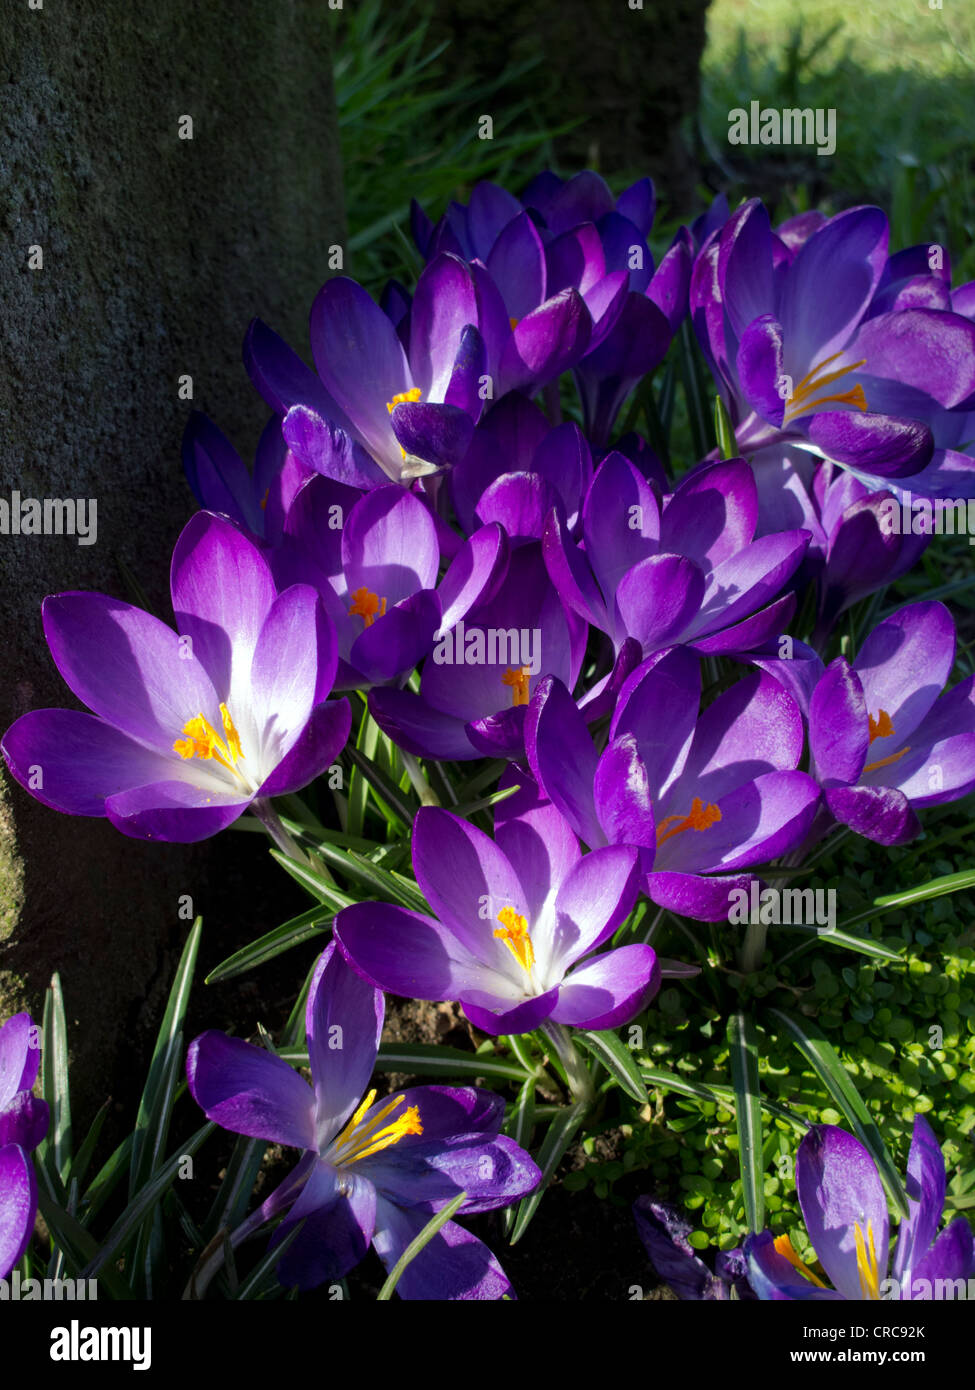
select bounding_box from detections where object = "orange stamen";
[494,905,535,974]
[501,666,531,706]
[349,587,387,628]
[784,352,868,424]
[655,797,722,847]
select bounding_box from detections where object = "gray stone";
[0,0,344,1110]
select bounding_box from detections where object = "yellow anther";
[494,905,535,974]
[259,488,270,512]
[655,797,722,847]
[773,1233,828,1289]
[783,352,868,425]
[349,587,387,628]
[331,1089,423,1166]
[854,1220,881,1300]
[509,316,520,331]
[501,666,532,706]
[173,704,245,777]
[385,387,422,415]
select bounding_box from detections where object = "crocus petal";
[350,591,442,684]
[371,1197,515,1300]
[582,452,660,607]
[255,698,351,799]
[778,206,888,365]
[493,771,582,923]
[892,1113,947,1284]
[436,523,508,632]
[0,1093,49,1151]
[309,277,411,473]
[744,1230,845,1301]
[459,988,561,1036]
[243,317,338,424]
[908,1218,974,1295]
[181,412,259,533]
[655,771,820,874]
[450,392,550,535]
[1,709,183,817]
[412,807,529,966]
[42,592,220,754]
[809,659,870,785]
[552,944,660,1030]
[282,405,387,489]
[360,1128,540,1213]
[487,211,547,320]
[408,254,482,400]
[272,1161,376,1290]
[647,870,757,923]
[0,1144,37,1278]
[368,687,477,761]
[661,458,758,569]
[615,553,707,652]
[796,1124,890,1302]
[0,1014,40,1105]
[475,471,564,545]
[634,1197,716,1300]
[248,585,325,766]
[852,602,955,743]
[805,411,933,480]
[171,511,278,736]
[335,902,516,1004]
[301,942,385,1152]
[390,401,475,472]
[186,1031,316,1150]
[825,783,920,845]
[611,646,701,798]
[543,843,639,972]
[499,289,591,395]
[524,675,603,848]
[104,781,253,842]
[593,736,656,849]
[737,315,786,426]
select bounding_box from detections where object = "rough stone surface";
[0,2,344,1112]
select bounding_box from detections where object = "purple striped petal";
[0,1144,36,1278]
[371,1198,515,1300]
[796,1125,889,1302]
[186,1031,316,1149]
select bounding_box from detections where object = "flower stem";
[400,750,440,807]
[539,1021,595,1105]
[739,917,767,975]
[251,798,306,862]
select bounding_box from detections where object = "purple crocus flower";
[543,451,807,660]
[807,601,975,845]
[188,944,539,1298]
[526,648,821,921]
[274,476,506,689]
[182,411,293,542]
[2,512,351,842]
[449,392,594,539]
[633,1197,754,1300]
[745,1116,975,1300]
[369,542,585,761]
[692,200,975,487]
[245,257,490,484]
[0,1012,48,1279]
[750,450,930,644]
[335,783,657,1036]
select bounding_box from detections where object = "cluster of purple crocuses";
[4,169,975,1299]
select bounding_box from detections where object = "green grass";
[700,1,975,278]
